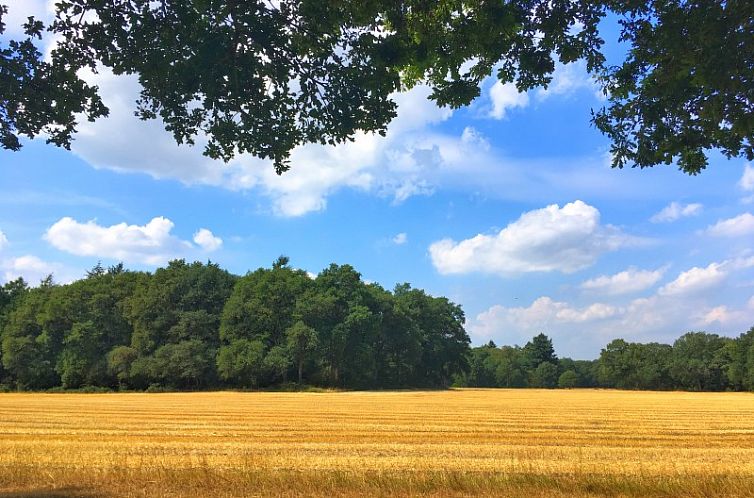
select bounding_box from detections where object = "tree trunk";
[298,359,303,384]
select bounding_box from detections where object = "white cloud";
[536,61,601,101]
[467,255,754,355]
[555,302,619,322]
[701,306,734,326]
[429,200,635,276]
[1,255,78,285]
[44,216,196,265]
[488,82,529,119]
[460,127,490,151]
[487,61,599,121]
[739,163,754,192]
[11,1,720,225]
[468,297,620,351]
[580,266,665,295]
[701,297,754,326]
[65,68,457,217]
[658,262,727,296]
[0,230,8,251]
[650,202,703,223]
[14,42,685,219]
[705,213,754,237]
[193,228,223,252]
[2,0,55,38]
[392,232,408,245]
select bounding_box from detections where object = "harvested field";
[0,389,753,497]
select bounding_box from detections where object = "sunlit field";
[0,389,753,497]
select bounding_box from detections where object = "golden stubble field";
[0,389,753,497]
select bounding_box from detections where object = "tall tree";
[522,333,557,370]
[394,284,470,387]
[669,332,730,391]
[285,321,318,384]
[218,257,310,385]
[125,260,235,387]
[1,282,65,389]
[307,264,375,386]
[726,327,754,391]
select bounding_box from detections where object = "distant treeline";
[2,258,753,393]
[457,330,754,392]
[0,258,469,391]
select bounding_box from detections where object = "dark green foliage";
[726,327,754,391]
[263,345,292,384]
[2,256,752,393]
[669,332,730,391]
[0,278,28,382]
[216,339,266,387]
[0,258,469,390]
[461,328,754,392]
[593,0,754,173]
[456,337,596,389]
[286,321,318,384]
[3,1,750,173]
[597,339,673,390]
[220,257,310,347]
[107,345,137,389]
[522,333,558,369]
[0,6,106,152]
[1,280,67,389]
[123,260,235,388]
[558,370,579,389]
[596,333,737,391]
[529,361,559,388]
[494,347,528,388]
[149,339,217,389]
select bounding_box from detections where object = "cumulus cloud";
[193,228,223,252]
[0,230,8,251]
[705,213,754,237]
[468,257,754,356]
[429,200,635,276]
[487,62,599,120]
[580,266,665,295]
[739,163,754,192]
[658,262,728,296]
[488,82,529,119]
[650,202,703,223]
[1,255,78,285]
[471,297,619,337]
[699,302,754,326]
[65,67,458,217]
[44,217,199,265]
[2,0,55,38]
[392,232,408,245]
[536,61,601,101]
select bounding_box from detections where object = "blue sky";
[2,1,754,358]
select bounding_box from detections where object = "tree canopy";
[458,328,754,392]
[1,266,753,392]
[0,258,471,390]
[1,0,751,174]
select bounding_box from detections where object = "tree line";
[456,330,754,392]
[2,258,753,393]
[0,257,469,391]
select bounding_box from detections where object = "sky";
[2,1,753,358]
